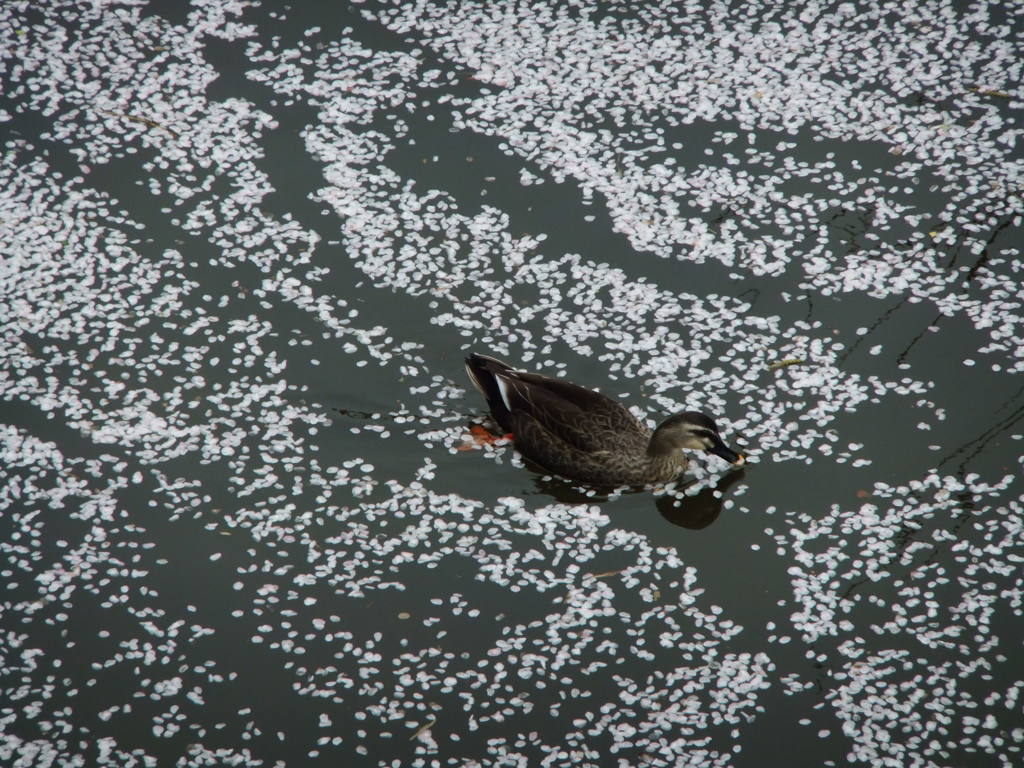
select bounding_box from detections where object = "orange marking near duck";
[457,425,514,450]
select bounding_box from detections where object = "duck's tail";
[465,352,516,431]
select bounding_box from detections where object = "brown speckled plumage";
[465,352,743,486]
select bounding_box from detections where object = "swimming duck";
[465,352,744,486]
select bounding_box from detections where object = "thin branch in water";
[409,717,437,741]
[94,107,180,139]
[588,569,625,579]
[968,86,1011,99]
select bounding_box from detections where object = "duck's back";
[510,371,651,451]
[466,353,682,485]
[510,407,682,486]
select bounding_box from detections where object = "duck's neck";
[646,428,680,457]
[643,446,687,484]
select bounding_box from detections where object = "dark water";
[2,1,1023,767]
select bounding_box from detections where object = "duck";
[464,352,744,486]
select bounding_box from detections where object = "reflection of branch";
[841,470,978,604]
[839,388,1022,619]
[94,107,180,139]
[839,576,869,600]
[837,296,908,365]
[734,287,760,304]
[943,228,970,271]
[889,211,1017,364]
[333,406,415,424]
[995,382,1024,414]
[963,216,1015,284]
[896,311,943,365]
[938,402,1024,470]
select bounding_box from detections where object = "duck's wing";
[494,370,647,454]
[465,352,649,452]
[513,371,647,431]
[508,407,623,486]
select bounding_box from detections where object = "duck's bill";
[709,442,745,465]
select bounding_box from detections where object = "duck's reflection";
[525,469,615,505]
[654,469,746,529]
[526,464,747,531]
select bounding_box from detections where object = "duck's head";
[648,410,745,465]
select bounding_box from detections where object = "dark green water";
[1,2,1022,767]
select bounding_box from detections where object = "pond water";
[2,1,1023,767]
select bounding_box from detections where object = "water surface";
[2,2,1023,767]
